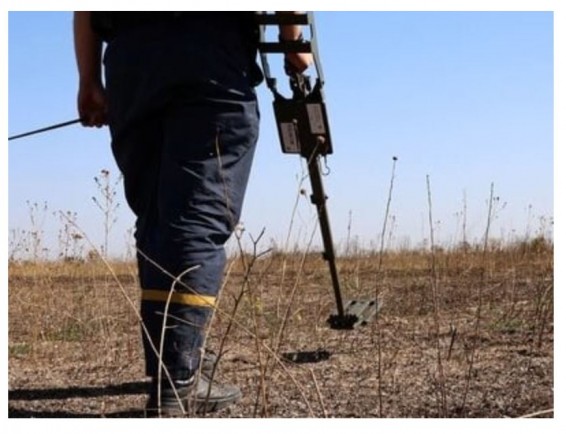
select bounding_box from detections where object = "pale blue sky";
[7,10,554,258]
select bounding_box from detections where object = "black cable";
[8,118,83,141]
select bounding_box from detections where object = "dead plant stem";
[426,175,448,417]
[374,156,397,416]
[460,182,495,414]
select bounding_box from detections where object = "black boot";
[145,374,242,417]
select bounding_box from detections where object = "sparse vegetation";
[8,170,553,418]
[8,235,553,417]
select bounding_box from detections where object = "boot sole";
[146,389,242,417]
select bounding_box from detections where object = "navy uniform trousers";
[102,14,260,381]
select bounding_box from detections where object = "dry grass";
[8,237,553,418]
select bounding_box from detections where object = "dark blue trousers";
[103,17,260,380]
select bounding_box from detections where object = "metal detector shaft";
[307,150,345,318]
[8,118,82,141]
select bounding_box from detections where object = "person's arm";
[73,11,107,127]
[277,11,313,73]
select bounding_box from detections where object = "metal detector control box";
[274,89,333,157]
[255,12,333,158]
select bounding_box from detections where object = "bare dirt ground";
[8,243,553,418]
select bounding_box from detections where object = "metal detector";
[256,12,379,329]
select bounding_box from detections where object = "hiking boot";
[145,375,242,417]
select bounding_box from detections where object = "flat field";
[8,241,553,418]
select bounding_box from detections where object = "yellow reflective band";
[142,289,216,308]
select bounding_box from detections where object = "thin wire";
[8,118,83,141]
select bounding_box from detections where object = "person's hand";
[77,80,107,127]
[276,11,314,75]
[284,51,313,74]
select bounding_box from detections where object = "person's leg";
[109,88,259,414]
[108,116,168,375]
[103,19,260,414]
[140,86,259,382]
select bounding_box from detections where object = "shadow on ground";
[8,381,148,418]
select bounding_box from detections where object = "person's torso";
[93,12,263,88]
